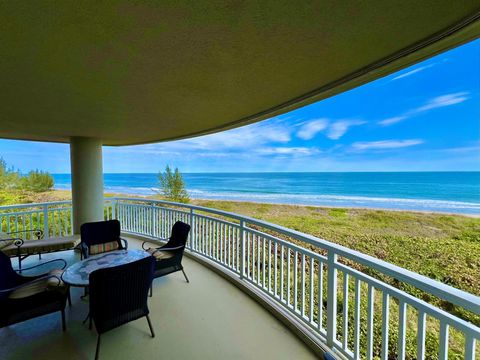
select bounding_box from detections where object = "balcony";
[1,198,479,359]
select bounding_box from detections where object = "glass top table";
[62,249,151,286]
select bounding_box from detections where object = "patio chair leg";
[95,335,101,360]
[61,309,66,332]
[146,315,155,338]
[149,284,153,297]
[182,269,190,283]
[67,288,72,307]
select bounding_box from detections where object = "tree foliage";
[158,165,190,203]
[20,170,55,192]
[0,158,54,193]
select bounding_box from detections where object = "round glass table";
[62,249,151,287]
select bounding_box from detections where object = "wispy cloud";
[352,139,424,151]
[297,119,329,140]
[415,92,470,112]
[327,120,366,140]
[391,64,434,81]
[378,92,470,126]
[256,147,319,156]
[378,116,407,126]
[295,118,366,140]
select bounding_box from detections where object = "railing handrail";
[112,197,480,315]
[1,197,479,315]
[0,200,72,210]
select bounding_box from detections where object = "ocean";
[52,172,480,215]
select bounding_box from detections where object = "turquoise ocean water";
[53,172,480,215]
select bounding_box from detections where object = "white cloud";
[377,91,470,127]
[256,147,319,156]
[391,64,434,81]
[415,92,469,112]
[296,119,329,140]
[352,139,424,151]
[327,120,366,140]
[378,116,408,126]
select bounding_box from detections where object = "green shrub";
[20,170,54,192]
[0,158,54,194]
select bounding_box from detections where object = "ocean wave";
[54,185,480,214]
[187,190,480,214]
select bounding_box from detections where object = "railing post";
[189,208,195,251]
[111,198,116,220]
[327,251,338,348]
[43,204,49,239]
[240,220,245,279]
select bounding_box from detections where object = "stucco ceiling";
[0,1,479,145]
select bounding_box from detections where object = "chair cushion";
[9,269,67,299]
[0,232,14,250]
[1,236,80,256]
[89,240,119,255]
[146,247,175,261]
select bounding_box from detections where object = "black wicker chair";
[142,221,191,295]
[89,256,155,360]
[80,220,128,259]
[0,251,70,331]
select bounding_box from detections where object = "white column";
[70,137,104,234]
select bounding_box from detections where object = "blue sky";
[1,40,479,173]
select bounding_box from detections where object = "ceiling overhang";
[0,1,479,145]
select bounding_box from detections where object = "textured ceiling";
[0,1,479,145]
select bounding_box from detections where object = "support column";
[70,137,104,234]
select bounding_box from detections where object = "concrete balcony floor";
[1,237,316,360]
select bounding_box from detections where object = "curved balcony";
[0,198,479,359]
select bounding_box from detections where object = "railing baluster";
[262,238,266,288]
[354,278,361,359]
[381,292,390,360]
[438,322,449,360]
[280,245,285,301]
[464,335,475,360]
[269,239,272,293]
[309,257,315,323]
[318,261,324,330]
[227,224,231,267]
[257,235,261,284]
[417,310,426,360]
[398,300,407,360]
[301,253,306,317]
[247,231,251,278]
[287,247,291,306]
[367,284,375,360]
[294,250,298,311]
[251,232,255,280]
[240,220,245,279]
[274,242,278,297]
[343,273,349,350]
[43,204,49,238]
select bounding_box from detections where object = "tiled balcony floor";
[0,238,316,360]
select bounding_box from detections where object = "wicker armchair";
[80,220,128,259]
[0,251,70,331]
[89,256,155,360]
[142,221,191,296]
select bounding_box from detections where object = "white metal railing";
[1,198,479,359]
